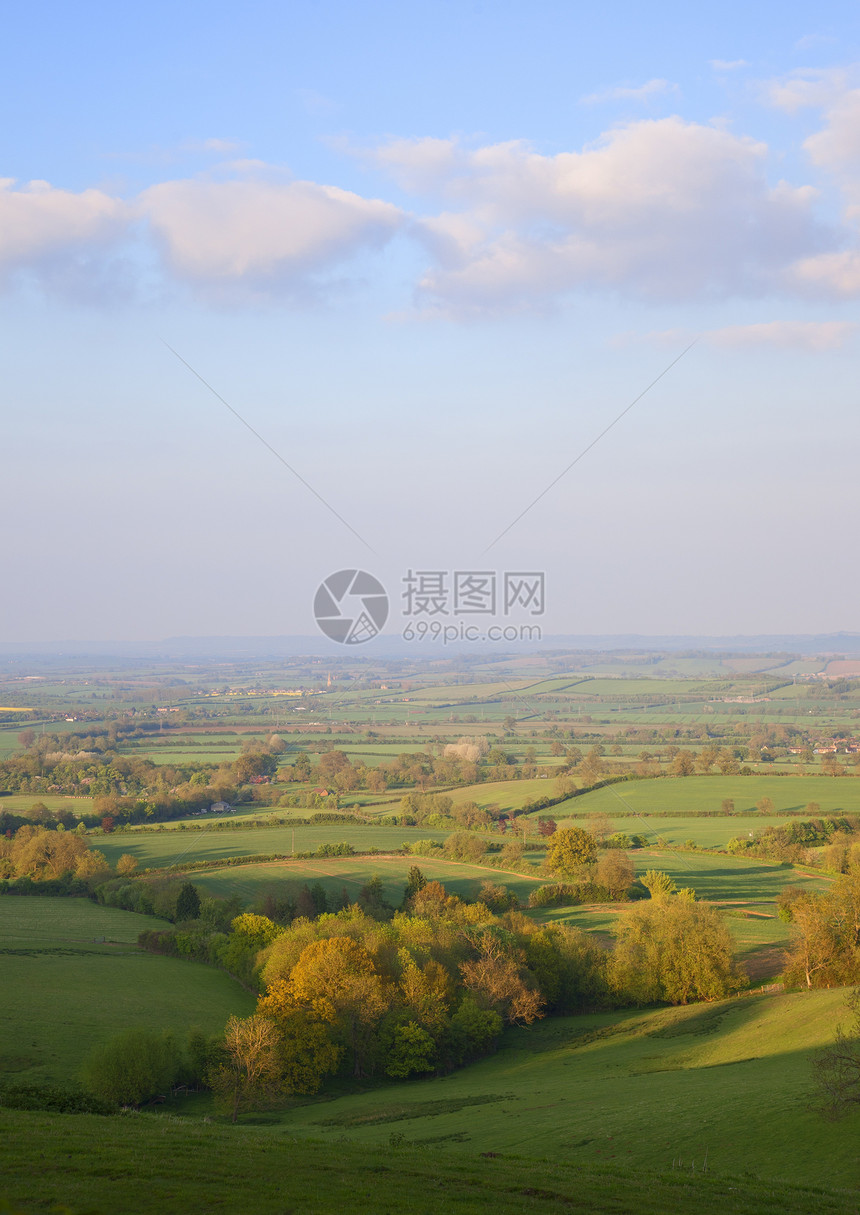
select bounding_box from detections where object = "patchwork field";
[4,652,860,1214]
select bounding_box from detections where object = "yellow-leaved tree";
[279,936,391,1077]
[209,1014,284,1123]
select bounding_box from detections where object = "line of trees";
[0,826,110,884]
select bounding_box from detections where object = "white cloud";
[795,33,838,51]
[803,88,860,179]
[711,59,749,72]
[375,121,827,311]
[0,169,405,302]
[371,136,464,194]
[792,250,860,294]
[764,67,850,115]
[138,175,404,288]
[582,78,677,105]
[639,320,857,351]
[762,67,860,296]
[631,320,855,349]
[708,320,857,349]
[0,178,129,272]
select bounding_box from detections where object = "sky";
[3,0,860,647]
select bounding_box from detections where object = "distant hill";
[3,631,860,659]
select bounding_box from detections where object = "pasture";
[128,748,244,765]
[0,727,27,756]
[0,898,254,1086]
[544,848,825,978]
[447,777,565,813]
[276,990,860,1191]
[0,793,94,815]
[95,822,451,870]
[183,853,547,908]
[3,1112,854,1215]
[547,774,860,828]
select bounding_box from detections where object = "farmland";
[2,646,860,1213]
[550,774,860,824]
[95,822,451,870]
[186,852,548,907]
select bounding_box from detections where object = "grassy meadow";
[269,990,860,1191]
[3,1111,855,1215]
[0,898,254,1087]
[95,822,451,870]
[0,793,93,814]
[186,853,548,907]
[548,774,860,824]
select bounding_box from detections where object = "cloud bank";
[5,80,860,314]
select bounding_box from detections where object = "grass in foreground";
[0,1110,856,1215]
[272,991,860,1191]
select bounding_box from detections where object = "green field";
[0,793,94,816]
[548,849,826,978]
[0,898,254,1086]
[572,813,818,848]
[95,822,451,870]
[126,748,244,764]
[0,726,28,756]
[184,852,546,907]
[447,778,561,812]
[3,1112,855,1215]
[272,990,859,1190]
[547,775,860,824]
[4,654,860,1214]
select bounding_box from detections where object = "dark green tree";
[402,865,427,905]
[359,875,391,920]
[176,882,201,921]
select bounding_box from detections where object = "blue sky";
[3,1,860,645]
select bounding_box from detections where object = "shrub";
[443,832,487,863]
[476,881,518,913]
[81,1028,184,1106]
[0,1083,114,1115]
[529,884,577,908]
[316,842,354,858]
[610,899,739,1005]
[409,839,442,857]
